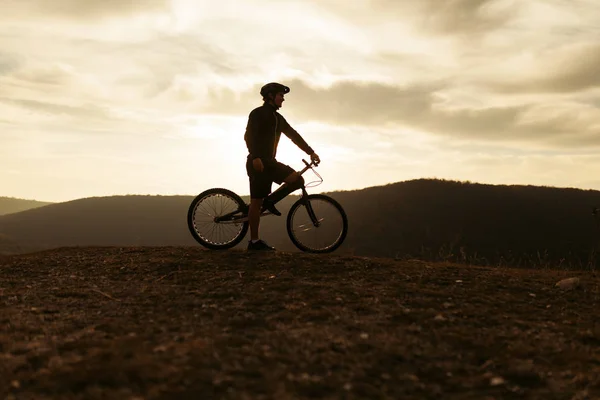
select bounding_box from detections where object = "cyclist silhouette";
[244,82,320,251]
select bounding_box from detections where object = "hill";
[0,194,303,254]
[335,179,600,267]
[0,197,52,216]
[1,246,599,398]
[1,180,600,267]
[0,233,39,255]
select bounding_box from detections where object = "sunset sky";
[2,0,600,202]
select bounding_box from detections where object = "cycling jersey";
[244,103,314,161]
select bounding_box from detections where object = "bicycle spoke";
[289,196,346,252]
[191,193,245,246]
[198,200,212,217]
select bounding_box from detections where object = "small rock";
[506,360,543,386]
[434,314,447,321]
[153,345,168,353]
[555,277,580,290]
[490,376,505,386]
[455,280,463,283]
[11,380,20,389]
[359,333,369,339]
[343,383,352,390]
[529,293,536,298]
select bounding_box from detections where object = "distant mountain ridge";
[1,180,599,268]
[0,197,53,216]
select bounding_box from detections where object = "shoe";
[261,199,282,216]
[247,239,276,251]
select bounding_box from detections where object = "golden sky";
[2,0,600,202]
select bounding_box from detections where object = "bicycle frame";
[215,159,322,225]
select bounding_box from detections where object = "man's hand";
[252,158,264,172]
[310,153,320,166]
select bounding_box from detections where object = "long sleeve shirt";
[244,103,314,162]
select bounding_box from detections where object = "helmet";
[260,82,290,99]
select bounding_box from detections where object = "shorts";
[246,157,295,199]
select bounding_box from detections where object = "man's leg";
[247,164,270,241]
[248,198,263,241]
[247,197,276,250]
[246,158,276,250]
[267,172,305,204]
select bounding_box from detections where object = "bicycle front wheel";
[187,188,249,250]
[286,194,348,253]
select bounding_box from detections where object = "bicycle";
[187,159,348,253]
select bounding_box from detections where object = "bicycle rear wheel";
[187,188,249,250]
[286,194,348,253]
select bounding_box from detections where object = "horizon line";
[3,177,600,204]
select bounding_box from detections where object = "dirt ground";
[1,247,600,400]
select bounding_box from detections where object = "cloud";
[0,53,21,76]
[0,98,111,121]
[12,63,74,86]
[192,79,600,148]
[2,0,599,150]
[192,79,440,122]
[2,0,170,20]
[488,42,600,94]
[317,0,517,37]
[406,0,516,36]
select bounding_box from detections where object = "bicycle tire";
[286,194,348,253]
[187,188,249,250]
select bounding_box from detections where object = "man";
[244,82,320,251]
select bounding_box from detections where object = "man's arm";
[279,115,314,155]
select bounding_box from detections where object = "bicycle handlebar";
[298,158,324,187]
[300,158,319,174]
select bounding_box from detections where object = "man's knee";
[289,174,304,190]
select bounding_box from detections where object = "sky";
[1,0,600,202]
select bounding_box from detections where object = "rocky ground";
[1,246,599,399]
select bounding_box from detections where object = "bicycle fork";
[302,188,321,227]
